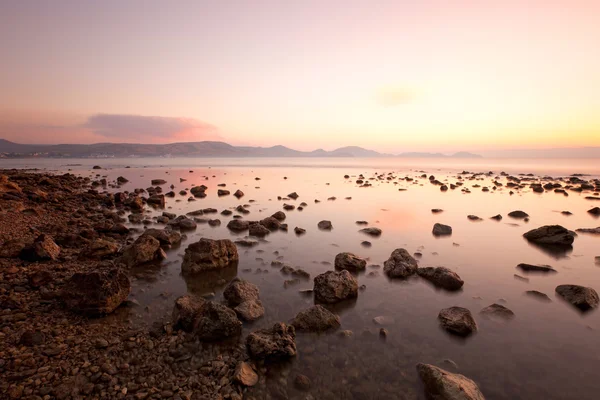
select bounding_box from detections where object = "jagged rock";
[119,235,165,267]
[479,303,515,320]
[383,248,418,278]
[290,305,341,332]
[313,270,358,303]
[20,234,60,261]
[172,295,205,331]
[223,277,260,306]
[555,285,599,311]
[438,307,477,337]
[246,322,297,359]
[334,252,367,272]
[233,362,258,386]
[417,267,464,291]
[523,225,575,246]
[61,269,130,315]
[433,223,452,236]
[195,301,242,341]
[181,238,239,274]
[416,363,485,400]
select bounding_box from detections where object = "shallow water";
[3,157,600,399]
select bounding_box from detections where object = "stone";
[525,290,551,301]
[467,215,482,221]
[416,363,485,400]
[313,270,358,304]
[438,307,477,337]
[479,303,515,320]
[227,219,250,232]
[147,194,165,208]
[181,238,239,274]
[290,305,341,332]
[119,235,165,267]
[195,301,242,341]
[151,179,167,185]
[417,267,464,291]
[0,239,27,258]
[234,300,265,321]
[142,228,182,247]
[172,295,205,332]
[288,192,299,200]
[523,225,575,246]
[260,216,281,230]
[516,263,556,273]
[334,252,367,272]
[294,227,306,235]
[588,207,600,215]
[294,374,311,391]
[218,189,230,196]
[576,227,600,234]
[359,227,382,237]
[61,269,130,315]
[20,234,60,261]
[555,285,599,311]
[508,210,529,219]
[234,190,244,199]
[223,277,260,306]
[271,211,286,221]
[20,330,46,346]
[233,362,258,386]
[249,223,270,237]
[318,220,333,230]
[490,214,502,221]
[246,322,297,359]
[383,248,418,278]
[80,239,120,259]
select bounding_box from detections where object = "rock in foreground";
[61,269,130,315]
[383,248,418,278]
[181,238,239,274]
[247,323,297,359]
[555,285,599,311]
[438,307,477,337]
[523,225,575,246]
[416,363,485,400]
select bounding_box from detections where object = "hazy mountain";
[0,139,481,158]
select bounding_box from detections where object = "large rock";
[181,238,239,274]
[555,285,599,311]
[334,252,367,272]
[20,234,60,261]
[172,295,205,331]
[195,301,242,341]
[383,248,418,278]
[80,239,120,260]
[290,305,341,332]
[223,277,260,306]
[438,307,477,337]
[313,270,358,304]
[432,223,452,236]
[523,225,575,246]
[143,228,182,247]
[61,269,130,315]
[416,363,485,400]
[119,235,165,267]
[246,322,297,359]
[417,267,464,291]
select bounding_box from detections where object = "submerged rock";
[249,223,270,237]
[555,285,599,311]
[383,248,418,278]
[234,300,265,321]
[479,303,515,320]
[417,266,464,291]
[432,223,452,236]
[195,301,242,341]
[246,322,297,359]
[313,270,358,303]
[438,307,477,337]
[143,228,182,247]
[271,211,286,221]
[290,305,341,332]
[416,363,485,400]
[61,269,130,315]
[334,252,367,272]
[359,227,382,237]
[525,290,552,302]
[181,238,239,274]
[523,225,575,246]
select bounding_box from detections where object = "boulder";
[61,269,130,315]
[523,225,575,246]
[417,267,464,291]
[290,305,341,332]
[555,285,599,311]
[317,220,333,230]
[172,295,205,331]
[246,322,297,359]
[181,238,239,274]
[383,248,418,278]
[20,234,60,261]
[438,307,477,337]
[479,303,515,320]
[313,270,358,304]
[416,363,485,400]
[432,223,452,236]
[334,252,367,272]
[223,277,260,306]
[119,235,165,267]
[195,301,242,341]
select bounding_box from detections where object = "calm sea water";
[2,157,600,399]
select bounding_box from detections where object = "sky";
[1,0,599,153]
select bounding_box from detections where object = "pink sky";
[1,0,599,152]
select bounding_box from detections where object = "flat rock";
[555,284,599,311]
[290,305,341,332]
[438,307,477,337]
[576,227,600,234]
[383,248,418,278]
[416,363,485,400]
[417,267,464,291]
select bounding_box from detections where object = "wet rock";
[182,238,239,274]
[234,300,265,321]
[313,270,358,303]
[432,223,452,236]
[20,234,60,261]
[119,235,165,267]
[61,269,130,315]
[234,362,258,387]
[190,185,207,197]
[218,189,230,196]
[249,223,270,237]
[260,216,281,230]
[359,227,382,237]
[151,179,167,185]
[235,238,259,247]
[271,211,286,221]
[516,263,556,273]
[508,210,529,219]
[290,305,341,332]
[416,363,485,400]
[417,267,464,291]
[288,192,299,200]
[490,214,503,221]
[172,295,205,331]
[80,238,120,259]
[523,225,575,246]
[227,219,250,232]
[576,227,600,234]
[142,228,182,247]
[555,285,599,311]
[431,209,443,213]
[334,252,367,272]
[318,220,333,230]
[234,189,244,198]
[147,194,165,208]
[383,248,418,278]
[223,277,260,306]
[247,322,297,359]
[588,207,600,215]
[438,307,477,337]
[195,301,242,341]
[479,303,515,320]
[467,215,482,221]
[294,227,306,235]
[283,203,295,210]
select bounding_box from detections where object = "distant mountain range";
[0,139,482,159]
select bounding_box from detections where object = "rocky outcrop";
[523,225,575,246]
[438,307,477,337]
[119,234,165,267]
[246,323,297,359]
[383,248,418,278]
[416,363,485,400]
[313,270,358,303]
[417,267,464,291]
[334,252,367,272]
[555,285,599,311]
[181,238,239,274]
[290,305,341,332]
[61,269,130,315]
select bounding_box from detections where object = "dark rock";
[20,330,46,346]
[233,362,258,387]
[288,192,299,200]
[438,307,477,337]
[234,190,244,198]
[383,248,418,278]
[359,227,382,237]
[246,322,297,359]
[172,295,205,331]
[525,290,551,302]
[227,219,250,232]
[142,228,182,247]
[260,216,281,230]
[555,284,599,311]
[516,263,556,273]
[588,207,600,215]
[271,211,286,221]
[20,234,60,261]
[294,374,311,391]
[334,252,367,272]
[523,225,575,246]
[291,305,341,332]
[417,267,464,291]
[223,277,260,306]
[195,301,242,341]
[416,363,485,400]
[313,270,358,303]
[508,210,529,219]
[119,235,165,267]
[432,223,452,236]
[479,303,515,320]
[234,300,265,321]
[249,223,270,237]
[61,269,130,315]
[218,189,230,196]
[490,214,502,221]
[80,239,120,259]
[317,220,333,230]
[294,227,306,235]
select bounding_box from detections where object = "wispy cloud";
[375,87,416,107]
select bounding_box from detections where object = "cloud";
[83,114,220,141]
[375,87,416,107]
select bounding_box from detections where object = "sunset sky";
[1,0,599,153]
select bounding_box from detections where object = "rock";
[417,267,464,291]
[195,301,242,340]
[359,227,382,237]
[234,300,265,321]
[313,270,358,303]
[294,227,306,235]
[190,185,207,197]
[290,305,341,332]
[294,374,311,391]
[20,234,60,261]
[416,363,485,400]
[272,211,286,221]
[317,220,333,230]
[151,179,167,185]
[246,322,297,359]
[181,238,239,274]
[223,277,260,306]
[467,215,482,221]
[80,239,120,259]
[525,290,551,301]
[334,252,367,272]
[233,362,258,387]
[119,235,165,267]
[479,303,515,320]
[235,238,259,247]
[508,210,529,219]
[588,207,600,215]
[288,192,299,200]
[249,223,270,237]
[438,307,477,337]
[227,219,250,232]
[523,225,575,246]
[576,227,600,234]
[283,203,295,211]
[234,190,244,198]
[555,285,599,311]
[432,223,452,236]
[20,330,46,346]
[516,263,556,273]
[142,228,182,247]
[0,238,27,258]
[218,189,230,196]
[260,216,281,230]
[383,248,418,278]
[490,214,502,221]
[172,295,205,331]
[61,269,130,315]
[147,194,165,208]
